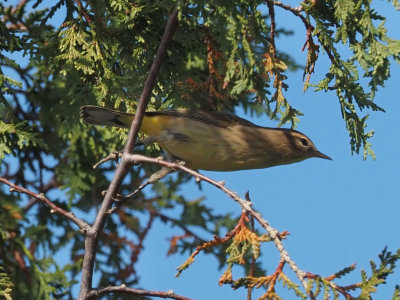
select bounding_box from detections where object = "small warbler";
[80,105,331,171]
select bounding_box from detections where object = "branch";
[123,9,179,153]
[87,285,192,300]
[78,9,179,300]
[177,212,252,277]
[266,0,277,58]
[122,154,309,293]
[123,167,173,199]
[266,260,286,295]
[75,0,93,23]
[23,176,58,212]
[272,1,306,24]
[0,177,90,232]
[273,1,336,64]
[247,207,256,300]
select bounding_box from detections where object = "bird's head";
[285,130,332,161]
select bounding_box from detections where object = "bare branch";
[273,1,336,64]
[87,285,193,300]
[266,0,277,58]
[0,177,90,232]
[92,151,120,169]
[76,0,93,23]
[78,9,179,300]
[122,154,309,293]
[23,176,58,212]
[123,9,179,153]
[272,1,305,24]
[124,167,174,199]
[247,201,256,300]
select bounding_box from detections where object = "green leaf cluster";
[305,0,400,158]
[1,0,400,298]
[0,266,13,300]
[0,195,77,299]
[359,247,400,298]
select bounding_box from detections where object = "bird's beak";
[314,151,332,160]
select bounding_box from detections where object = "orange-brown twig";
[123,153,308,292]
[176,212,250,276]
[305,265,360,299]
[266,260,286,295]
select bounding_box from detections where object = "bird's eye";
[300,138,308,147]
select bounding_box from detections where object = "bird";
[80,105,331,171]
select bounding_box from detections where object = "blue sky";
[3,1,400,299]
[134,4,400,299]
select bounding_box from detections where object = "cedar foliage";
[1,1,400,299]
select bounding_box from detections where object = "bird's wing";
[145,110,259,128]
[80,105,260,129]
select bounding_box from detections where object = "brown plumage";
[80,105,331,171]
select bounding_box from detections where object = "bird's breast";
[144,118,295,171]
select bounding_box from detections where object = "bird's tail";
[80,105,134,129]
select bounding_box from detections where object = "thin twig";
[123,10,179,153]
[266,260,286,295]
[75,0,93,23]
[272,1,305,23]
[87,285,192,300]
[78,9,179,300]
[0,177,90,232]
[124,167,174,199]
[122,154,309,292]
[305,266,360,299]
[266,0,277,58]
[247,191,256,300]
[92,151,120,169]
[273,1,336,64]
[178,212,250,278]
[23,176,58,212]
